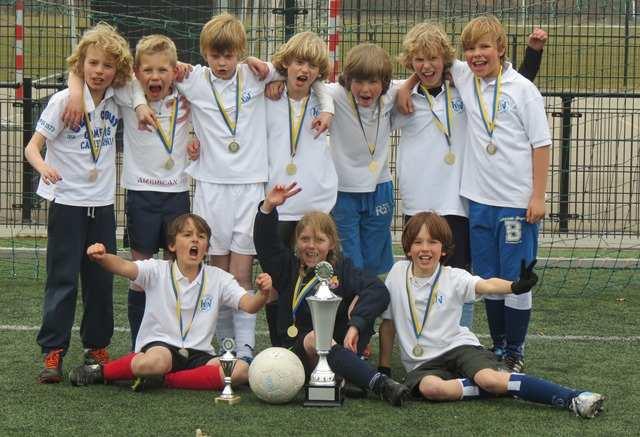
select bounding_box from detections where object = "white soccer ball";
[249,347,305,404]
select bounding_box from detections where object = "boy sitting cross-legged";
[68,213,272,391]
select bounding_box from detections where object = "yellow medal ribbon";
[83,99,107,167]
[290,270,319,322]
[348,91,381,159]
[170,261,207,346]
[287,92,310,163]
[153,94,179,157]
[420,81,453,147]
[208,69,243,138]
[473,65,503,141]
[405,263,442,342]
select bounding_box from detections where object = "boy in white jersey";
[391,23,546,333]
[447,15,551,372]
[380,213,605,418]
[24,23,133,383]
[68,213,272,391]
[65,35,195,350]
[264,31,338,346]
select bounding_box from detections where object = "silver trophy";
[215,338,241,405]
[304,261,343,406]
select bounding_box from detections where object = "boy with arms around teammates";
[391,23,546,330]
[65,35,195,350]
[24,23,133,382]
[448,15,551,371]
[379,213,605,418]
[68,214,272,391]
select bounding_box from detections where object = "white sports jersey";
[114,84,190,192]
[383,260,481,371]
[266,87,338,220]
[327,82,400,192]
[173,63,278,184]
[133,259,246,354]
[450,60,551,209]
[35,84,120,206]
[392,83,469,217]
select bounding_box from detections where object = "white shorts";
[193,181,264,255]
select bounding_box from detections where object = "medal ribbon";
[473,65,502,141]
[287,92,310,161]
[420,81,453,147]
[348,92,381,159]
[208,69,243,137]
[83,100,107,166]
[405,263,442,342]
[170,261,207,345]
[291,271,319,321]
[153,95,179,157]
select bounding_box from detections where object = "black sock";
[265,302,281,347]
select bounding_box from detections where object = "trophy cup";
[215,338,241,405]
[303,261,344,407]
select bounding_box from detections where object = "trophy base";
[215,395,241,405]
[303,384,344,407]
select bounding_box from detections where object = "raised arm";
[87,243,138,281]
[518,28,548,82]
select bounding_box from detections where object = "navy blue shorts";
[125,190,190,254]
[141,341,216,372]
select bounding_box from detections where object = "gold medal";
[228,141,240,153]
[486,142,498,155]
[286,162,297,176]
[88,168,98,182]
[368,160,379,174]
[412,344,424,357]
[178,348,189,358]
[164,157,175,170]
[444,151,456,165]
[287,325,298,338]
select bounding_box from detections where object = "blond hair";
[134,34,177,68]
[272,31,330,80]
[338,43,392,95]
[67,22,133,88]
[461,14,507,61]
[200,12,246,58]
[399,23,456,71]
[295,211,342,267]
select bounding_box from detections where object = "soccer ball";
[249,347,305,404]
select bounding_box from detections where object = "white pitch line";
[1,325,638,342]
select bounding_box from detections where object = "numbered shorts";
[468,201,537,308]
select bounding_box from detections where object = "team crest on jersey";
[241,90,252,103]
[451,98,464,113]
[436,295,444,304]
[498,97,511,113]
[200,295,213,312]
[501,217,524,244]
[311,106,320,118]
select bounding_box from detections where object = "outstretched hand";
[262,182,302,213]
[510,260,538,294]
[255,272,273,294]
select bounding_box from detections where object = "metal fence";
[1,0,639,246]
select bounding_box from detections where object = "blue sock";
[127,290,146,351]
[505,307,531,357]
[484,299,506,349]
[327,345,377,390]
[508,373,582,408]
[458,378,492,400]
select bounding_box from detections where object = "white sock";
[215,305,235,349]
[233,291,256,360]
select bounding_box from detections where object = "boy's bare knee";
[230,359,249,385]
[474,369,509,394]
[418,376,448,400]
[132,355,171,376]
